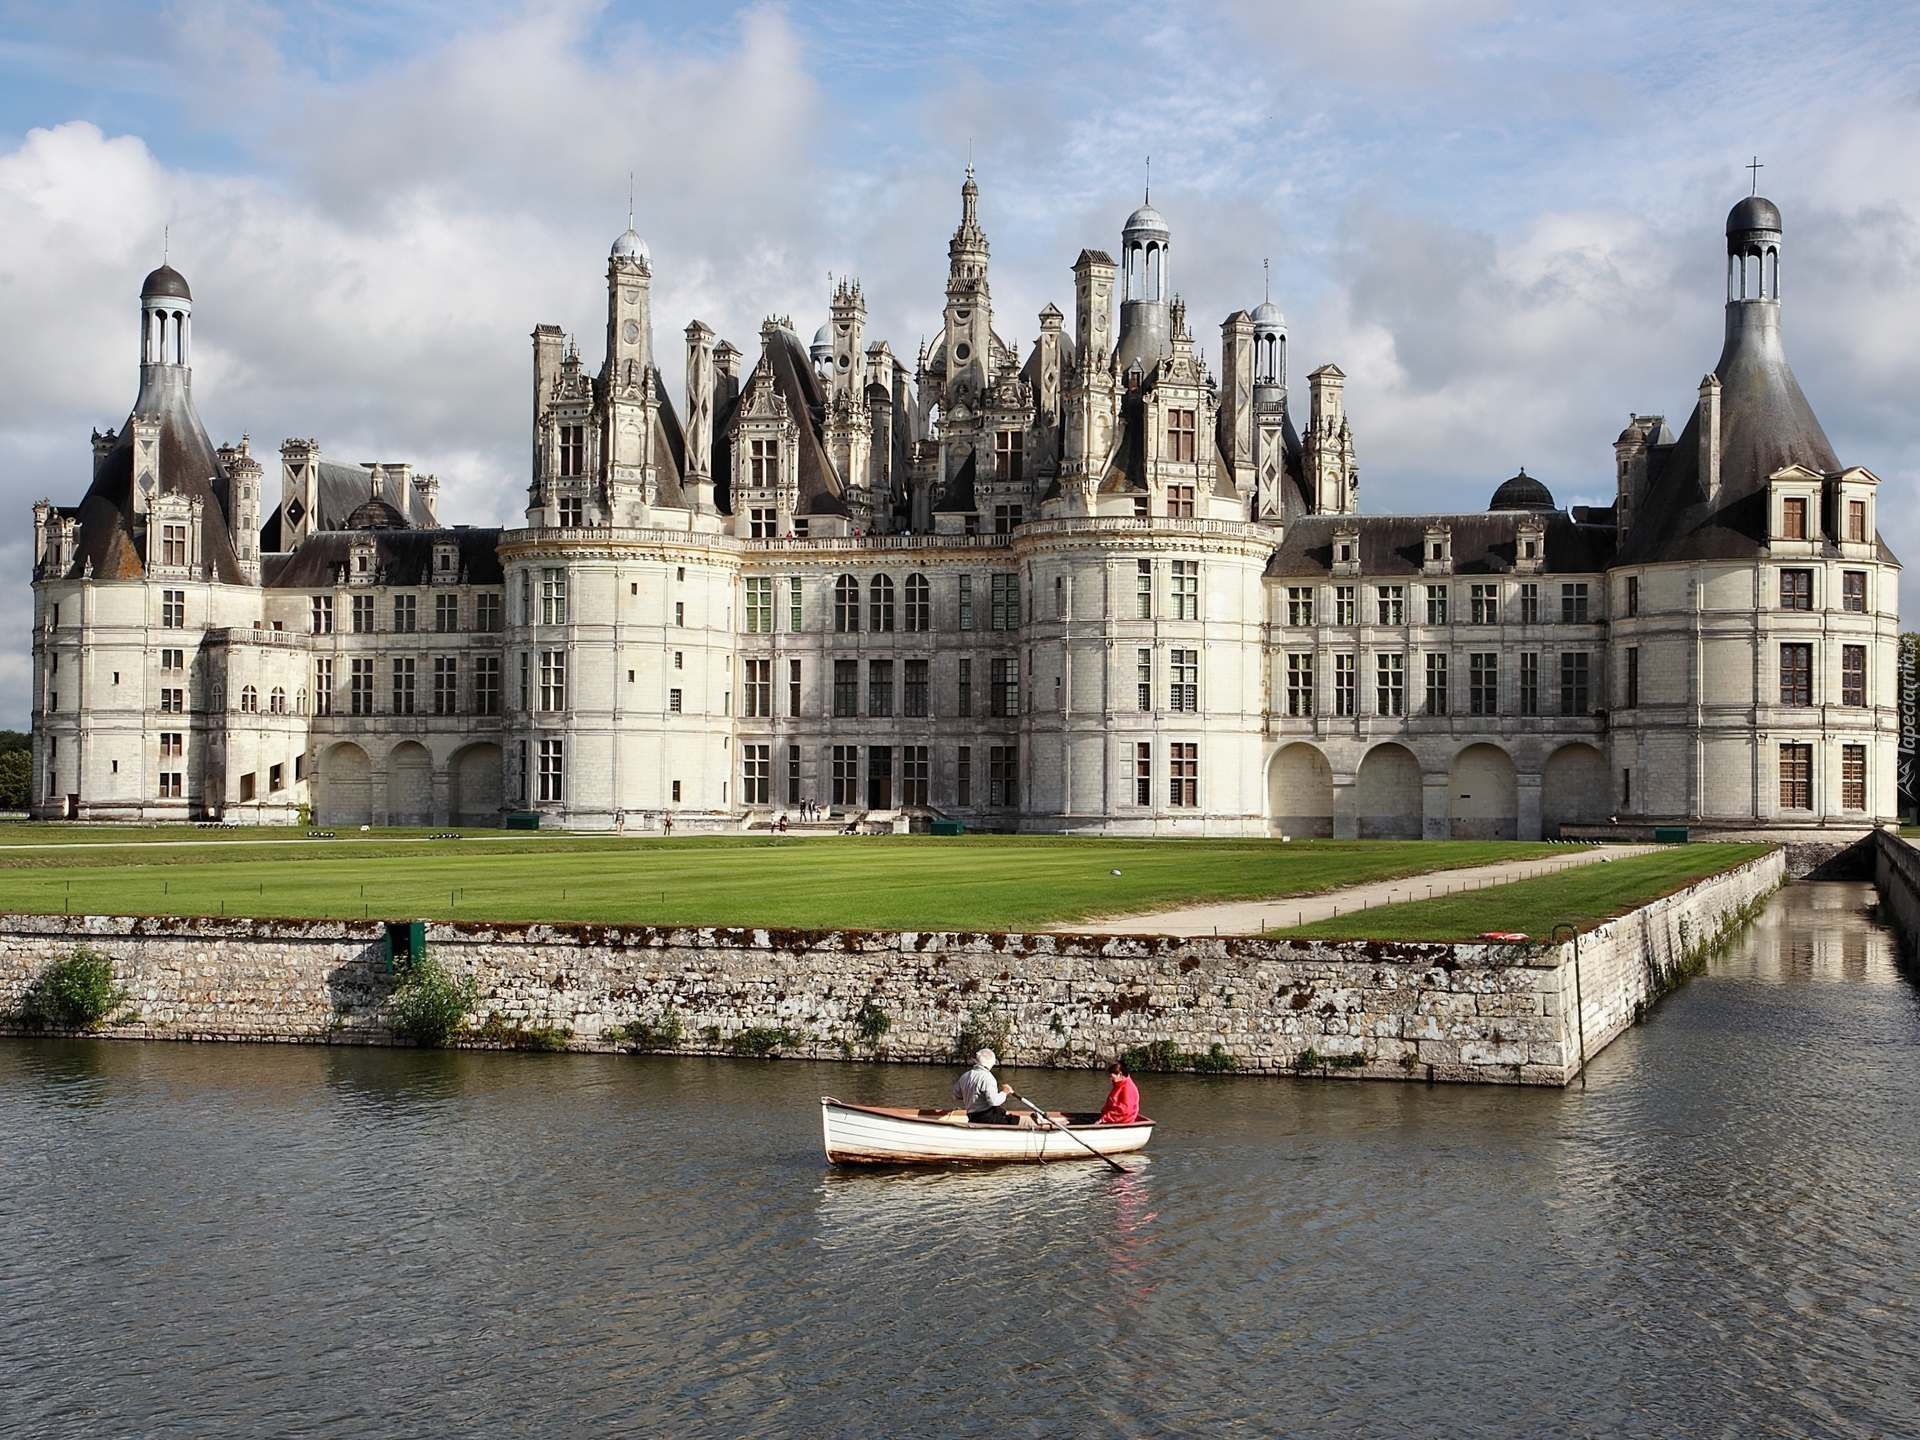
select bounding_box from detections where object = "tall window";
[1136,561,1152,619]
[311,596,334,634]
[904,659,929,718]
[160,687,185,714]
[1424,653,1447,715]
[869,575,896,632]
[1286,654,1313,716]
[668,687,682,713]
[1469,653,1497,715]
[539,739,564,802]
[1334,586,1356,626]
[744,577,772,633]
[314,657,335,716]
[833,660,858,718]
[750,438,778,485]
[831,746,858,806]
[1842,645,1867,707]
[1780,569,1812,611]
[559,424,585,476]
[478,593,504,632]
[1779,743,1812,810]
[1519,652,1540,715]
[433,657,458,715]
[162,590,185,629]
[1334,654,1356,716]
[1780,496,1808,540]
[789,576,804,631]
[1848,500,1867,543]
[1134,743,1152,806]
[540,568,567,625]
[1518,583,1539,624]
[239,685,258,714]
[435,593,458,632]
[834,575,860,632]
[902,746,930,806]
[1168,743,1198,807]
[539,651,566,711]
[1625,647,1639,708]
[990,657,1019,717]
[1843,571,1867,613]
[160,732,183,759]
[1171,562,1198,620]
[1166,408,1196,463]
[392,657,416,715]
[1470,584,1498,625]
[988,746,1018,806]
[744,658,771,717]
[1166,485,1195,519]
[1375,653,1404,716]
[904,573,931,631]
[1559,652,1590,715]
[748,507,775,538]
[161,523,187,567]
[1779,643,1812,706]
[1375,586,1404,626]
[1055,575,1066,619]
[958,575,975,631]
[351,657,374,715]
[742,744,770,805]
[1560,583,1589,624]
[991,574,1020,630]
[1287,587,1314,626]
[868,660,894,717]
[1625,575,1639,618]
[993,430,1024,482]
[394,594,417,633]
[1169,649,1198,712]
[474,656,500,716]
[787,745,801,806]
[788,659,802,716]
[1842,744,1866,810]
[1425,586,1448,625]
[993,504,1023,534]
[956,658,972,716]
[519,653,530,711]
[1136,648,1152,711]
[558,498,583,527]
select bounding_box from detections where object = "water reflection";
[0,883,1915,1438]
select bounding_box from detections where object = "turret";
[604,226,654,521]
[684,320,717,514]
[1114,197,1171,375]
[221,436,263,582]
[1305,364,1356,514]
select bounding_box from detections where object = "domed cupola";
[141,265,191,301]
[1114,186,1174,374]
[810,324,833,369]
[1488,468,1557,512]
[1251,293,1286,391]
[611,228,649,262]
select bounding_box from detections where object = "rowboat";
[820,1096,1154,1166]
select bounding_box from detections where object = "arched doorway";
[1449,744,1517,840]
[317,742,371,827]
[1268,743,1333,838]
[1356,743,1421,839]
[387,742,433,827]
[1542,743,1610,837]
[452,743,504,827]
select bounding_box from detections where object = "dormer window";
[751,438,779,485]
[161,523,187,567]
[994,430,1024,482]
[1339,544,1353,563]
[559,425,585,477]
[1847,499,1867,543]
[1780,496,1808,540]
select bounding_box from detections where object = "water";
[2,882,1916,1438]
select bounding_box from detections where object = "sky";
[0,0,1917,728]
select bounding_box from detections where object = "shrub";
[388,954,478,1047]
[617,1006,685,1051]
[854,1001,891,1047]
[21,944,125,1029]
[1123,1038,1238,1074]
[471,1012,573,1051]
[955,1003,1010,1062]
[729,1025,801,1057]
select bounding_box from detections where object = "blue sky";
[1,0,1917,728]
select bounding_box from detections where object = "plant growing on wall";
[955,1003,1011,1062]
[388,953,479,1047]
[20,943,126,1029]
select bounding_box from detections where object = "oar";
[1017,1096,1130,1174]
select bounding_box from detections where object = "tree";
[0,749,30,810]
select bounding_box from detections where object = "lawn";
[1271,843,1775,942]
[0,832,1581,932]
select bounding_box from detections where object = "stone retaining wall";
[0,850,1784,1086]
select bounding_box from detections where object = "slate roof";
[262,528,505,589]
[1266,511,1616,578]
[719,325,847,517]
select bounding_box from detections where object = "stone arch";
[451,742,504,828]
[1356,743,1421,840]
[387,741,433,827]
[1267,743,1333,838]
[1542,742,1610,838]
[1449,743,1518,840]
[317,741,371,827]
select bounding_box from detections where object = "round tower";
[1251,297,1286,399]
[141,264,192,370]
[1114,198,1171,374]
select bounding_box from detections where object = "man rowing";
[953,1048,1020,1125]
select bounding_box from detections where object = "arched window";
[240,685,258,713]
[296,688,308,715]
[1145,244,1161,303]
[269,686,287,714]
[904,573,931,632]
[833,574,860,633]
[869,575,896,633]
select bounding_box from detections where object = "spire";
[949,164,989,271]
[1144,155,1150,205]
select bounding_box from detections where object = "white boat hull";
[820,1097,1154,1166]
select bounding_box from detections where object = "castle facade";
[28,179,1899,837]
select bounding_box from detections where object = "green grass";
[0,833,1580,932]
[1272,843,1774,942]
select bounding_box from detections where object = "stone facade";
[0,849,1783,1086]
[28,185,1897,836]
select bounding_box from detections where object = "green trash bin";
[1653,826,1690,844]
[503,811,541,831]
[930,819,965,837]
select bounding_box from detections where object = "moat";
[2,881,1914,1438]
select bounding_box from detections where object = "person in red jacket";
[1076,1059,1138,1125]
